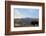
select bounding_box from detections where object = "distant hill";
[14,18,39,27]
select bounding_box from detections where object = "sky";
[14,8,39,19]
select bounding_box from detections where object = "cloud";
[14,10,24,18]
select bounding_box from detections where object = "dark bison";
[31,20,39,26]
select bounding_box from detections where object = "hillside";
[14,18,39,27]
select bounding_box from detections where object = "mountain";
[14,18,39,27]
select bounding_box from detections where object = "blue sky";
[14,8,39,18]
